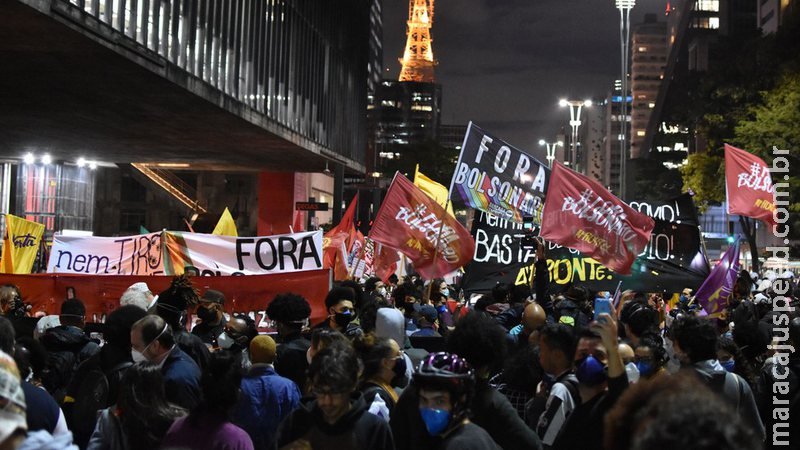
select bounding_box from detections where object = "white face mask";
[378,287,388,297]
[625,361,640,384]
[306,347,313,365]
[131,348,148,364]
[217,331,235,350]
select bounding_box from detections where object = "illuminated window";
[696,0,719,12]
[637,130,646,136]
[638,46,648,52]
[649,102,656,108]
[709,17,719,28]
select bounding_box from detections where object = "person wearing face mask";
[218,315,258,370]
[365,277,389,300]
[231,335,300,450]
[551,311,627,450]
[266,293,312,392]
[354,335,405,420]
[670,315,765,442]
[130,315,201,410]
[633,332,669,380]
[412,352,500,450]
[192,290,227,347]
[313,286,360,335]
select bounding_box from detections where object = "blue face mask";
[576,355,607,386]
[419,407,450,435]
[721,359,735,372]
[441,288,450,298]
[636,360,655,377]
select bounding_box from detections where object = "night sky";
[382,0,668,160]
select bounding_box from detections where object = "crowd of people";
[0,254,798,450]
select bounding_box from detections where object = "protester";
[314,286,359,335]
[87,362,185,450]
[155,275,211,371]
[353,334,403,419]
[413,352,500,449]
[444,312,541,450]
[232,335,300,450]
[0,349,30,450]
[552,308,627,450]
[670,315,765,440]
[490,344,543,421]
[274,344,395,450]
[219,314,258,369]
[63,305,147,447]
[364,277,388,299]
[411,305,441,338]
[756,316,800,450]
[40,299,99,402]
[12,340,69,439]
[130,315,201,410]
[604,373,762,450]
[529,323,579,448]
[265,293,312,392]
[633,332,669,380]
[306,329,349,367]
[192,289,228,347]
[119,282,157,312]
[162,352,254,450]
[618,300,659,346]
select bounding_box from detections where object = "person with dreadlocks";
[155,275,211,371]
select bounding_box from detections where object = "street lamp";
[539,139,564,168]
[616,0,635,199]
[559,99,592,169]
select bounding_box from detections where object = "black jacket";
[40,325,99,399]
[274,333,310,392]
[552,373,628,450]
[470,380,542,450]
[274,392,394,450]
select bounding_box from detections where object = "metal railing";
[131,163,207,213]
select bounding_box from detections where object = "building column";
[257,172,307,236]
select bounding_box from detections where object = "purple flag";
[695,238,741,318]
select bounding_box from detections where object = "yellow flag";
[414,165,455,216]
[212,207,238,237]
[1,214,45,274]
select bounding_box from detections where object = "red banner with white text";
[0,270,331,332]
[539,162,655,275]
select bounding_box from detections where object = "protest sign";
[461,211,709,296]
[163,230,323,276]
[47,232,164,275]
[449,123,550,223]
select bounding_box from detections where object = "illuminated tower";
[398,0,436,83]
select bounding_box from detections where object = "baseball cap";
[419,304,438,323]
[0,351,27,444]
[201,289,225,305]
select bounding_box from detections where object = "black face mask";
[197,306,216,322]
[333,311,354,328]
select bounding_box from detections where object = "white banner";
[47,232,165,275]
[163,230,323,276]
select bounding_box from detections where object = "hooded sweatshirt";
[273,392,394,450]
[692,359,765,441]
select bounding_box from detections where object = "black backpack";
[41,350,77,403]
[69,361,132,448]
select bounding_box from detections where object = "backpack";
[41,350,77,403]
[69,361,132,447]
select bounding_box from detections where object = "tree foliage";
[380,139,460,186]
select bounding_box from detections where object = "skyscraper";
[630,14,667,159]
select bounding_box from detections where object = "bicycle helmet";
[413,352,475,395]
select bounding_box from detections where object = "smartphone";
[594,297,612,322]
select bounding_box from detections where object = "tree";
[380,139,460,186]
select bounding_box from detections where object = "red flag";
[369,173,475,280]
[724,144,776,226]
[323,196,358,279]
[373,242,400,282]
[540,162,655,275]
[292,211,305,232]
